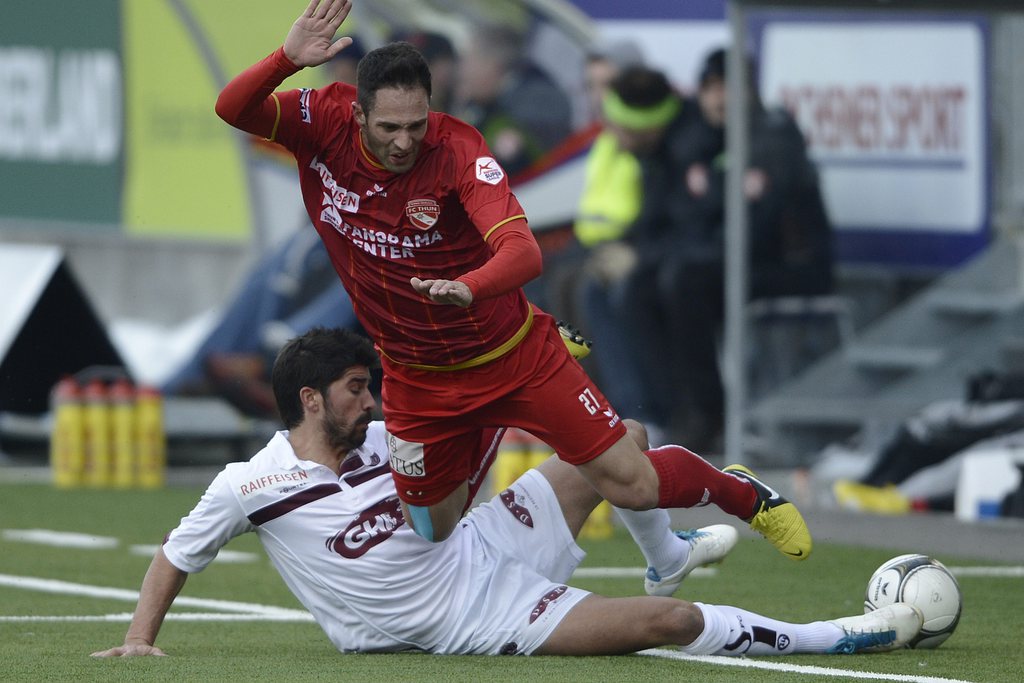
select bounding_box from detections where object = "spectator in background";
[455,24,573,177]
[587,50,834,452]
[542,38,646,317]
[574,39,648,246]
[393,30,457,113]
[161,38,373,419]
[570,66,702,445]
[325,34,366,85]
[582,39,645,124]
[538,39,653,427]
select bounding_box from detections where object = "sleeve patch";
[475,156,505,185]
[299,88,312,124]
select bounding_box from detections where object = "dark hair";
[356,41,432,113]
[271,327,378,429]
[609,65,673,108]
[699,48,726,88]
[698,47,762,107]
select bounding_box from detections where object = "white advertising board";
[757,16,989,267]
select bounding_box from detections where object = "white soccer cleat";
[826,603,924,653]
[644,524,739,597]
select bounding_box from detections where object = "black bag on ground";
[967,370,1024,402]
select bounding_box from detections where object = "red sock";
[645,445,757,518]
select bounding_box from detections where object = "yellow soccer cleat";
[723,464,813,561]
[557,320,592,360]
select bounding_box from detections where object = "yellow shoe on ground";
[723,464,813,561]
[833,480,911,515]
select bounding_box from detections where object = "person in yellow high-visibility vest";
[596,52,834,453]
[539,40,646,401]
[571,67,699,448]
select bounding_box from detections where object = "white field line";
[0,528,255,564]
[574,566,1022,580]
[0,613,314,623]
[949,565,1024,578]
[639,649,976,683]
[0,573,308,617]
[2,529,119,549]
[130,544,258,563]
[573,567,715,579]
[0,573,988,681]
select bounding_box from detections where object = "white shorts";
[435,469,592,655]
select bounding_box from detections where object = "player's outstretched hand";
[284,0,354,68]
[91,643,168,657]
[410,277,474,308]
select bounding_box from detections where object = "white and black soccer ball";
[864,553,962,648]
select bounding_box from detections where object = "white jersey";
[162,423,590,655]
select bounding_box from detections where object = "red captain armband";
[457,219,542,300]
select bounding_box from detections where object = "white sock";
[613,507,689,576]
[685,604,844,656]
[679,602,731,654]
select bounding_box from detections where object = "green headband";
[602,90,680,130]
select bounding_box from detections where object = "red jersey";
[222,51,533,368]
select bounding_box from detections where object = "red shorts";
[382,311,627,505]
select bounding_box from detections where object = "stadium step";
[746,237,1024,467]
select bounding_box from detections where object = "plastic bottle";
[49,376,86,488]
[135,385,166,489]
[82,378,113,488]
[109,378,138,489]
[580,500,615,540]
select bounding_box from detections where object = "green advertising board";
[0,0,123,229]
[1,0,325,240]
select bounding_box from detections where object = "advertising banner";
[0,0,324,241]
[755,13,990,268]
[0,0,123,230]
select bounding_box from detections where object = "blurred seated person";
[590,51,834,451]
[392,30,457,113]
[538,40,653,426]
[568,66,702,445]
[455,23,573,177]
[831,378,1024,514]
[542,38,646,317]
[573,38,648,247]
[161,40,372,419]
[161,227,364,419]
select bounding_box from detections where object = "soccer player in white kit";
[92,328,922,658]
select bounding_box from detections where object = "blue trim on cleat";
[826,630,896,654]
[827,604,923,653]
[644,525,738,597]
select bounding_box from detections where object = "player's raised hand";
[90,643,168,657]
[284,0,354,68]
[410,277,474,308]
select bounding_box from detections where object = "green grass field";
[1,482,1021,682]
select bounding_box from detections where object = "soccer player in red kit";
[215,0,812,559]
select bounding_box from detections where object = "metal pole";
[724,2,751,465]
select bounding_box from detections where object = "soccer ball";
[864,554,962,648]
